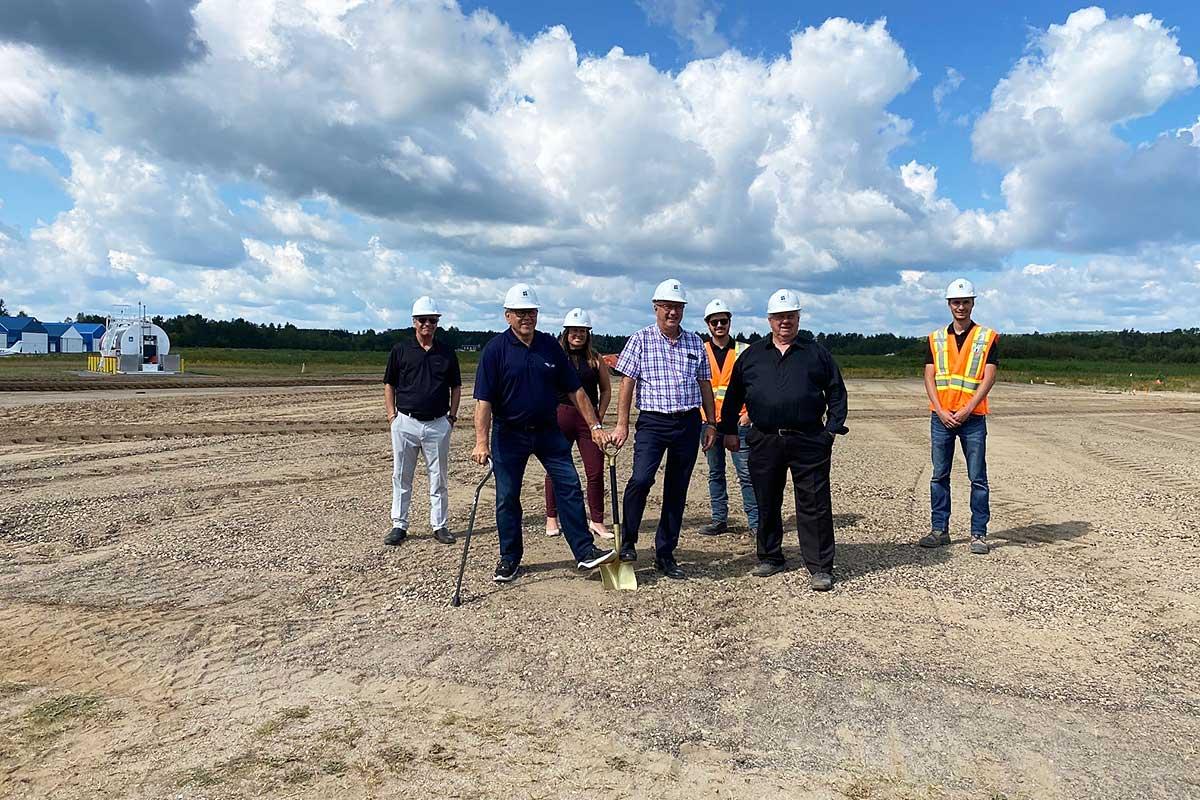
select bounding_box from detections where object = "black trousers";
[621,409,702,562]
[746,427,835,572]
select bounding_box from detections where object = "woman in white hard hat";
[545,308,614,538]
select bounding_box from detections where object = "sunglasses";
[414,316,439,325]
[508,309,538,319]
[708,317,731,326]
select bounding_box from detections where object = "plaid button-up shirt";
[616,324,711,413]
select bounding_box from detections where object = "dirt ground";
[1,378,1197,799]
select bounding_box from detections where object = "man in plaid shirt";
[611,278,718,579]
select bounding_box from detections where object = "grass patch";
[836,354,1200,391]
[377,744,416,772]
[254,705,312,737]
[0,682,32,699]
[321,759,347,775]
[24,694,103,731]
[175,766,221,788]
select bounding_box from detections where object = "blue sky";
[1,1,1199,335]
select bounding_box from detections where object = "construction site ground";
[1,379,1197,799]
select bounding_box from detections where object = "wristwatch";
[448,414,458,423]
[591,423,603,430]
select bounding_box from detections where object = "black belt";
[642,408,700,420]
[399,410,443,422]
[753,423,824,436]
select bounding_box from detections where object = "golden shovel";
[599,444,637,591]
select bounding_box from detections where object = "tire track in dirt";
[0,420,388,445]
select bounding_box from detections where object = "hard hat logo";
[945,278,978,299]
[652,278,688,304]
[767,288,803,314]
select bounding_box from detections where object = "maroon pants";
[545,404,605,523]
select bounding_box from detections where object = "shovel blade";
[599,560,637,591]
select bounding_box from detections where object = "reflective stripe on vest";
[930,325,996,414]
[705,341,743,422]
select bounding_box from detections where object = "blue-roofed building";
[44,322,85,353]
[71,323,106,352]
[0,316,49,353]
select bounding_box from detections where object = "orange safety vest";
[928,324,998,415]
[705,340,748,423]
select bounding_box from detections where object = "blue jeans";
[704,423,758,530]
[930,413,989,536]
[622,410,702,562]
[492,423,594,565]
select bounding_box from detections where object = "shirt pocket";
[674,349,701,382]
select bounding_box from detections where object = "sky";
[1,0,1198,337]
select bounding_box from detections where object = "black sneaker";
[619,544,637,562]
[493,559,519,583]
[577,546,616,570]
[433,527,456,545]
[384,527,407,546]
[698,520,728,536]
[918,530,951,548]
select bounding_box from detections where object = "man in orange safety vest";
[919,278,999,555]
[699,298,758,537]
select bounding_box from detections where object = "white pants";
[390,413,451,530]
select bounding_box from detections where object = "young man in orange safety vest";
[698,298,758,537]
[919,278,999,554]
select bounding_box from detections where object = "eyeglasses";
[948,299,974,307]
[655,303,685,314]
[414,316,439,325]
[507,309,538,319]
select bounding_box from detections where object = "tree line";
[9,305,1199,363]
[140,313,1200,363]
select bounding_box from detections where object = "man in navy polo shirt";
[471,283,617,584]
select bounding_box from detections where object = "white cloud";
[1022,263,1055,275]
[1,3,1198,336]
[6,143,62,186]
[0,44,60,139]
[932,66,963,111]
[970,8,1200,252]
[638,0,728,57]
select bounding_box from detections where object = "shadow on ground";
[989,520,1092,549]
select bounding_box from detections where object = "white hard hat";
[411,296,441,317]
[945,278,977,299]
[562,307,593,329]
[766,289,803,314]
[652,278,688,304]
[503,283,540,310]
[704,298,732,319]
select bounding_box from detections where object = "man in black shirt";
[383,296,462,546]
[720,289,848,590]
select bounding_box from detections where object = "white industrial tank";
[100,321,171,360]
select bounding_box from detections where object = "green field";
[835,354,1200,391]
[1,348,1195,390]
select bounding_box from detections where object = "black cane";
[451,463,494,607]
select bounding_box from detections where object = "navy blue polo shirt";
[474,329,582,427]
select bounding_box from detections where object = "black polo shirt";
[719,336,848,436]
[474,328,582,427]
[383,337,461,420]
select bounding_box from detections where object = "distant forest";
[112,313,1200,364]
